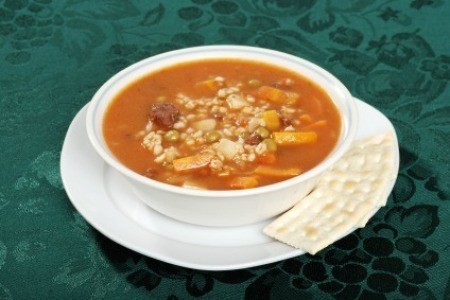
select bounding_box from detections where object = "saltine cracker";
[264,132,397,254]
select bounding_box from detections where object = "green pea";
[206,131,221,143]
[239,131,250,139]
[263,138,277,152]
[248,79,261,87]
[255,126,270,139]
[164,130,180,142]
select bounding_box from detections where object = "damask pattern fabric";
[0,0,449,299]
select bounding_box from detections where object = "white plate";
[60,98,399,271]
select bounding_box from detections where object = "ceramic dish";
[86,46,358,227]
[61,98,399,271]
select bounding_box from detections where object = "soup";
[103,59,341,190]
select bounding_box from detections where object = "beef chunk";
[245,134,263,145]
[280,117,293,127]
[150,103,180,128]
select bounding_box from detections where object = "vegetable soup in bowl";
[86,46,357,227]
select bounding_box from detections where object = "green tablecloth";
[1,0,449,299]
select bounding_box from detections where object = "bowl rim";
[86,45,358,197]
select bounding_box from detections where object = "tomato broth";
[103,59,341,190]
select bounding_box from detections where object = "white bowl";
[86,46,357,227]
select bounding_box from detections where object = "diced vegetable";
[255,166,302,177]
[193,119,217,131]
[205,131,221,143]
[229,176,259,189]
[238,131,250,139]
[302,120,327,130]
[272,132,318,146]
[263,110,281,131]
[226,94,248,109]
[216,138,241,160]
[257,86,287,103]
[173,153,214,172]
[255,126,270,139]
[262,138,277,152]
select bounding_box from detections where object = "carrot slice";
[255,166,301,178]
[173,153,214,173]
[258,86,287,103]
[263,110,281,131]
[272,132,318,146]
[229,176,259,189]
